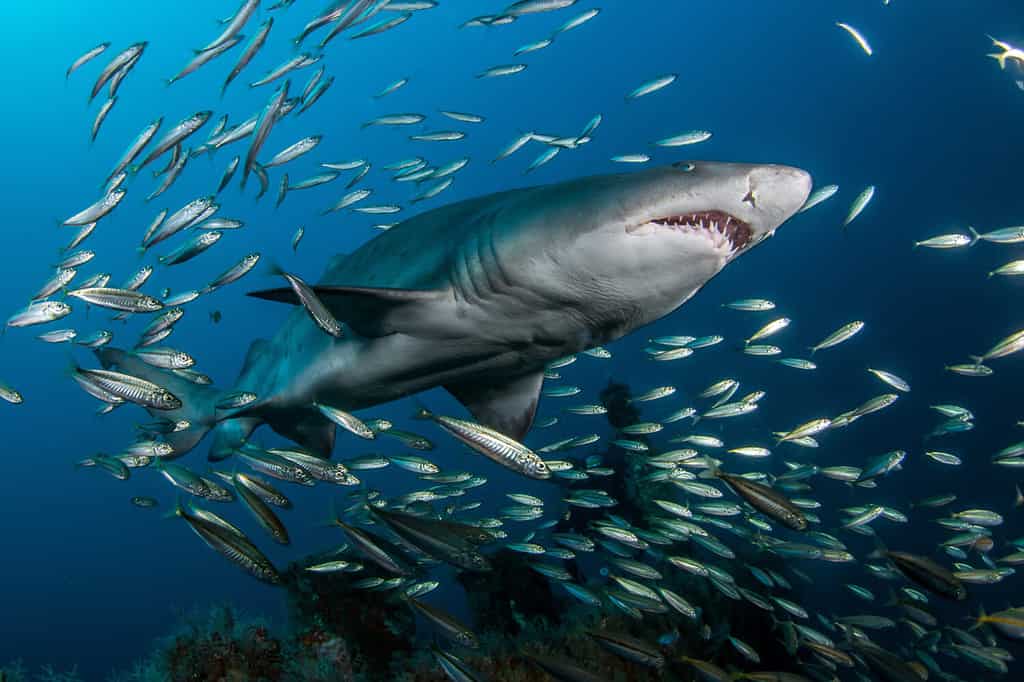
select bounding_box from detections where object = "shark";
[98,161,812,460]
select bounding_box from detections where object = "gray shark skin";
[99,162,811,461]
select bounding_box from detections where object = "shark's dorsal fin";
[247,285,446,337]
[445,371,544,442]
[267,411,336,459]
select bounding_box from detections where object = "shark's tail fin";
[95,346,225,456]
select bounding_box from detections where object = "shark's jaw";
[626,209,753,253]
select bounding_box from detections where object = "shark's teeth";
[647,210,752,251]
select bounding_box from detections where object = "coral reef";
[457,548,561,637]
[284,565,415,677]
[105,603,357,682]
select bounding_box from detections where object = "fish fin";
[698,461,721,480]
[905,662,928,681]
[267,411,336,458]
[246,285,447,337]
[444,371,544,442]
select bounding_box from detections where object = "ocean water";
[1,1,1023,680]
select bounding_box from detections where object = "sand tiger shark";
[99,161,812,459]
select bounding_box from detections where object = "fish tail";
[697,461,720,480]
[162,495,186,520]
[967,606,987,631]
[808,346,817,356]
[968,226,980,246]
[987,52,1007,69]
[968,355,984,367]
[867,534,889,562]
[261,259,286,279]
[411,398,432,420]
[318,499,345,529]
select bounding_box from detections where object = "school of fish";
[5,1,1024,681]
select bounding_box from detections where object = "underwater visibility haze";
[2,0,1024,680]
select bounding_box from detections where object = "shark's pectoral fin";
[246,285,446,337]
[445,371,544,442]
[267,411,336,458]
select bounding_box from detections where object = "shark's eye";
[672,161,696,172]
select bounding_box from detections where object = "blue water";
[1,1,1023,678]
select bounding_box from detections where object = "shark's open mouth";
[629,210,752,251]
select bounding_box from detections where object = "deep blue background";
[1,1,1023,677]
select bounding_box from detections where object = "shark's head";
[503,162,811,343]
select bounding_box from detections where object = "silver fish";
[158,231,222,266]
[201,0,259,52]
[68,287,163,313]
[72,366,180,410]
[249,53,318,88]
[135,111,212,172]
[242,82,289,188]
[33,268,77,301]
[223,17,273,94]
[90,42,146,102]
[91,97,116,142]
[67,42,110,79]
[167,35,243,85]
[107,117,162,184]
[63,188,125,226]
[6,301,72,328]
[264,135,321,167]
[145,195,217,249]
[202,253,260,294]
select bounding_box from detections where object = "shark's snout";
[747,165,813,229]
